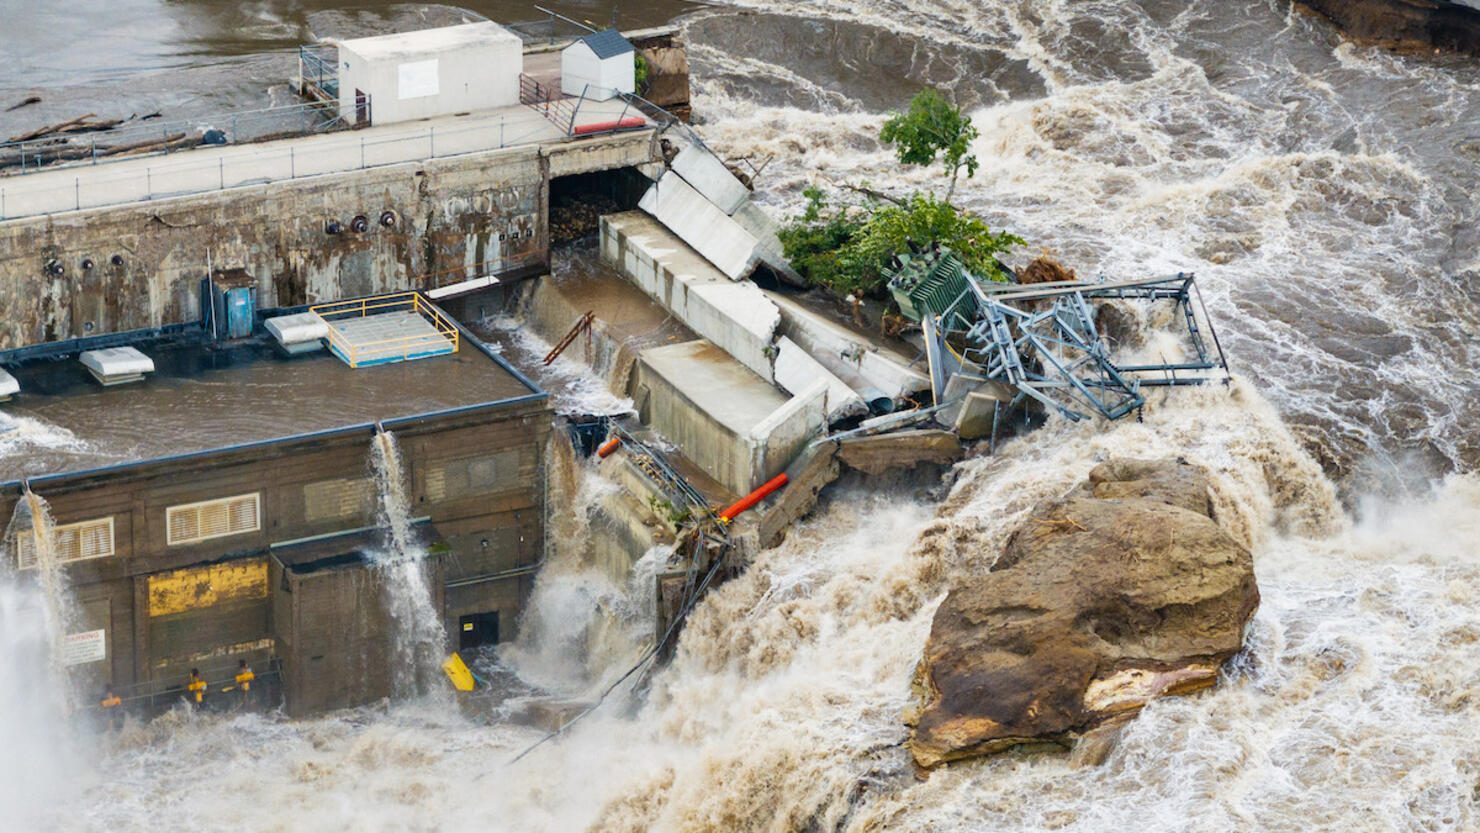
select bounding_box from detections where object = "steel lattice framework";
[924,273,1230,422]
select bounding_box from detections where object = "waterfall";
[0,491,80,825]
[367,430,447,699]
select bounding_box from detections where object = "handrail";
[309,292,459,367]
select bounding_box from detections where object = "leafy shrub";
[779,189,1023,297]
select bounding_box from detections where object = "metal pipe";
[720,473,788,522]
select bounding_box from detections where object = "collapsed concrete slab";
[670,144,750,215]
[631,339,825,495]
[637,172,760,280]
[731,200,807,289]
[773,336,867,422]
[602,211,780,383]
[764,291,930,405]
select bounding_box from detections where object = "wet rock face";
[1298,0,1480,56]
[907,458,1258,768]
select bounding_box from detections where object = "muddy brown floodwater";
[0,1,700,139]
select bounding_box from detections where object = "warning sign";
[62,629,106,666]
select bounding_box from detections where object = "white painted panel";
[398,59,440,99]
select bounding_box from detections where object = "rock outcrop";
[1298,0,1480,57]
[907,458,1258,769]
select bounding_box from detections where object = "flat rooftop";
[0,336,536,483]
[338,21,521,61]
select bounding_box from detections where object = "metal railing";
[311,292,460,368]
[299,44,339,101]
[80,659,284,724]
[0,103,650,222]
[506,7,597,45]
[0,100,342,176]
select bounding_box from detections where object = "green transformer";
[884,245,978,329]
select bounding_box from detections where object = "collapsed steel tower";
[885,245,1230,422]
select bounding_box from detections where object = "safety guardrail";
[311,292,460,368]
[0,104,648,222]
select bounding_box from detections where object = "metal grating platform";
[321,310,456,367]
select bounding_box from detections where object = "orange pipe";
[597,437,622,458]
[572,117,647,135]
[720,473,789,522]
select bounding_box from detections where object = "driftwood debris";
[8,113,98,143]
[98,132,192,158]
[6,96,41,112]
[6,113,132,145]
[0,131,198,170]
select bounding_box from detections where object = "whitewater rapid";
[6,0,1480,830]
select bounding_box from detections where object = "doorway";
[458,611,499,650]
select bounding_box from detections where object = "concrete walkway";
[0,96,649,222]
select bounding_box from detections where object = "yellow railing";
[309,292,460,368]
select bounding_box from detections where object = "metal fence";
[299,43,340,100]
[80,658,285,728]
[0,102,648,221]
[0,100,343,175]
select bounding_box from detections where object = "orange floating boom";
[597,437,622,458]
[720,473,789,522]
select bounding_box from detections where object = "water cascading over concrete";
[368,430,447,698]
[0,491,80,827]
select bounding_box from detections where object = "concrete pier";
[632,339,825,496]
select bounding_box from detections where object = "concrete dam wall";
[0,130,658,349]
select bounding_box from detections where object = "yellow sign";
[148,559,268,617]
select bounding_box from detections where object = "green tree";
[879,89,980,203]
[779,190,1022,297]
[840,193,1022,292]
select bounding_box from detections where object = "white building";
[560,30,636,101]
[336,22,523,126]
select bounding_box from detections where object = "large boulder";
[907,458,1258,768]
[1298,0,1480,57]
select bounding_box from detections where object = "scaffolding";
[888,250,1230,422]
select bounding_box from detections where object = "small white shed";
[560,30,636,101]
[336,22,523,126]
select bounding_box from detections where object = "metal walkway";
[311,293,460,368]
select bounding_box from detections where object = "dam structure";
[0,295,550,716]
[0,20,687,351]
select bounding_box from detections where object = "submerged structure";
[886,246,1230,422]
[0,292,549,717]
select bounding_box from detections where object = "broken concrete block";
[602,211,780,383]
[638,172,760,280]
[671,145,750,215]
[773,336,867,422]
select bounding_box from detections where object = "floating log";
[97,132,190,158]
[5,96,41,112]
[56,118,124,135]
[8,113,98,143]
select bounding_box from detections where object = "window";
[166,493,261,546]
[14,516,115,569]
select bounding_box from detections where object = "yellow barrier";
[310,292,460,368]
